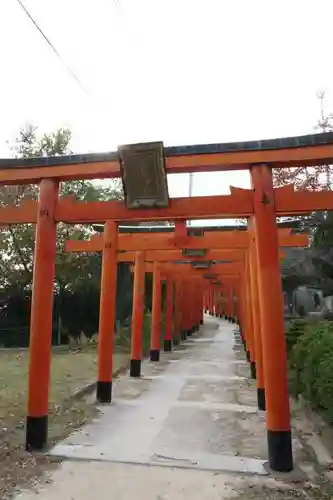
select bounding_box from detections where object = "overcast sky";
[0,0,332,221]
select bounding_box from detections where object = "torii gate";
[0,132,331,473]
[66,224,309,464]
[66,227,308,366]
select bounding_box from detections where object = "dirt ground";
[234,480,333,499]
[5,319,333,500]
[0,346,128,500]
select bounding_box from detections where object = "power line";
[14,0,89,95]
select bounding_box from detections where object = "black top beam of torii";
[0,132,332,169]
[92,220,306,234]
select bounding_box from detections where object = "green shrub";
[116,326,131,350]
[115,309,167,357]
[285,318,308,354]
[323,310,333,321]
[141,312,165,355]
[115,312,153,355]
[291,320,333,424]
[142,312,152,355]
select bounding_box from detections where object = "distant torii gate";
[66,227,308,367]
[66,225,309,440]
[0,132,331,473]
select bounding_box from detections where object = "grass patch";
[0,345,128,499]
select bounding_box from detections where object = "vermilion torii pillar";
[164,278,174,351]
[216,292,221,317]
[208,291,213,315]
[179,280,187,341]
[196,286,204,325]
[187,282,194,334]
[228,286,235,323]
[96,221,118,403]
[251,164,293,472]
[150,263,162,362]
[187,280,197,334]
[225,286,231,320]
[181,281,189,337]
[130,251,145,377]
[244,253,256,379]
[203,291,208,313]
[174,279,182,345]
[26,179,59,451]
[248,217,266,411]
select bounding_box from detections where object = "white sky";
[0,0,333,224]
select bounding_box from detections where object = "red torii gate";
[0,132,331,473]
[66,226,307,370]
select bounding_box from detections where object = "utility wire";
[14,0,89,95]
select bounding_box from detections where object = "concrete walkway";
[16,317,317,499]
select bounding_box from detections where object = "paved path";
[15,317,317,499]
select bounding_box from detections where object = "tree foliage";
[0,125,121,292]
[275,93,333,294]
[273,91,333,191]
[0,125,133,344]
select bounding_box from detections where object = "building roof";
[281,247,316,278]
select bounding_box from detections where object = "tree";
[0,125,121,291]
[0,125,129,343]
[273,91,333,191]
[274,93,333,295]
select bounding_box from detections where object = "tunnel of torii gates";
[0,133,333,472]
